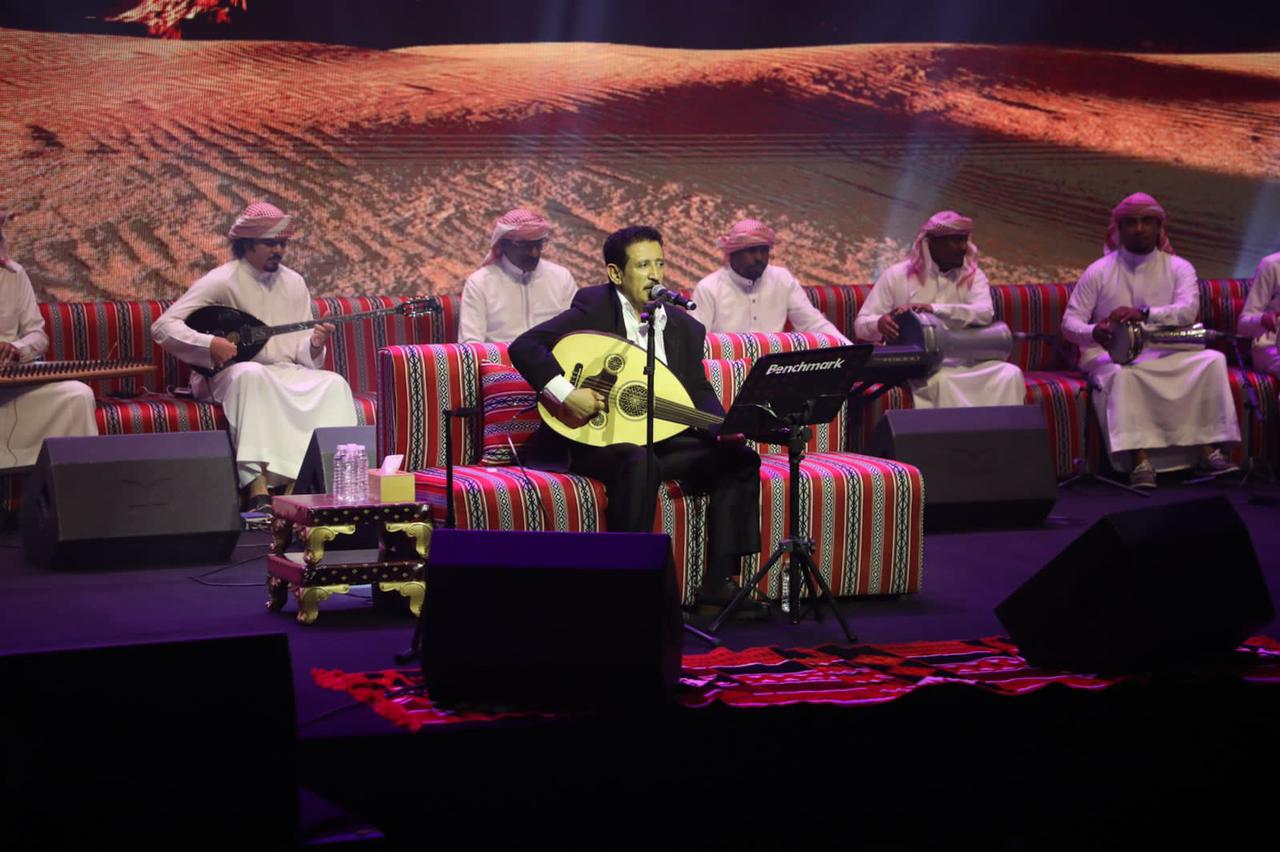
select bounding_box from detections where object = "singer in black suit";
[509,225,764,613]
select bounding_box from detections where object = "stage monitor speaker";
[996,496,1274,672]
[295,425,379,550]
[866,404,1057,528]
[21,432,241,569]
[295,424,378,495]
[421,529,681,707]
[0,633,298,846]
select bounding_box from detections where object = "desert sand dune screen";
[2,27,1279,301]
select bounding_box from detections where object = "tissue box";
[368,470,415,503]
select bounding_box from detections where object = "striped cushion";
[702,357,844,453]
[1022,371,1090,478]
[804,284,874,341]
[703,331,848,361]
[1198,279,1252,367]
[745,452,924,599]
[314,295,444,395]
[414,466,710,605]
[40,300,186,394]
[1227,366,1280,469]
[377,343,509,470]
[990,283,1079,372]
[478,362,540,465]
[352,392,377,426]
[425,294,462,345]
[95,396,227,435]
[1198,278,1251,333]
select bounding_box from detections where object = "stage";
[2,477,1278,849]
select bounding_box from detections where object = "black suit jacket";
[509,283,723,470]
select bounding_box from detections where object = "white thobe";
[1238,251,1280,376]
[854,259,1025,408]
[458,256,577,344]
[689,265,850,343]
[1062,248,1240,471]
[151,259,356,487]
[0,260,98,470]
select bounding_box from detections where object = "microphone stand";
[396,405,478,664]
[641,294,718,648]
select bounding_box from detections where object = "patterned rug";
[312,635,1280,733]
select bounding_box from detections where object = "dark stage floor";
[3,476,1278,849]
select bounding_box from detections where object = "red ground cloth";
[312,635,1280,733]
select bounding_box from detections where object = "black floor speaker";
[866,404,1057,528]
[996,496,1275,672]
[0,633,298,847]
[21,432,241,569]
[420,529,682,707]
[295,424,378,495]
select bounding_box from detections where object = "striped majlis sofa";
[803,279,1278,477]
[376,332,926,607]
[0,294,459,512]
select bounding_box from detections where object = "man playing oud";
[152,201,355,511]
[510,226,764,615]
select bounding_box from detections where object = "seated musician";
[458,207,578,344]
[151,202,356,512]
[509,226,766,616]
[0,209,98,473]
[1062,192,1239,488]
[1237,249,1280,377]
[854,210,1026,408]
[689,218,851,343]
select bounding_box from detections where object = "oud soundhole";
[589,412,607,429]
[604,354,625,374]
[617,383,648,418]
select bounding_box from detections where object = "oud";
[183,298,440,377]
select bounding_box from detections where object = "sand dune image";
[2,27,1278,300]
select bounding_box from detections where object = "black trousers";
[569,432,762,579]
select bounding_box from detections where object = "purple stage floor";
[2,477,1278,733]
[3,476,1278,849]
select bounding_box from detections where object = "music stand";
[708,344,873,640]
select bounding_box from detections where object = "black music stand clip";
[708,344,872,641]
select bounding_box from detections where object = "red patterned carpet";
[314,635,1280,732]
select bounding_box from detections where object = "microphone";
[647,284,696,310]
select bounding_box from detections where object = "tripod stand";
[708,410,856,641]
[698,344,873,640]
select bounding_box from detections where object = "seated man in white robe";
[458,207,577,344]
[1237,249,1280,376]
[1062,192,1239,488]
[152,201,356,511]
[854,210,1025,408]
[0,209,98,473]
[689,218,850,343]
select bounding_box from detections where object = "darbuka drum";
[892,310,1014,377]
[1106,321,1212,366]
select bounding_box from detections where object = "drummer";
[854,210,1026,408]
[1061,192,1239,488]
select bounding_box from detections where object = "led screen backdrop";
[2,6,1278,301]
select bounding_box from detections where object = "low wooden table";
[266,494,431,624]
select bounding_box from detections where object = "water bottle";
[332,444,350,502]
[351,444,370,503]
